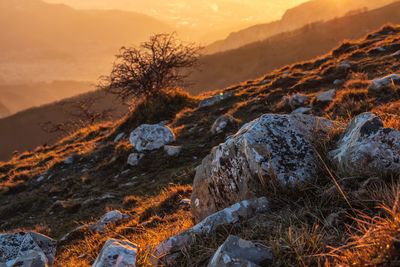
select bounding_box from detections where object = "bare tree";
[99,33,202,101]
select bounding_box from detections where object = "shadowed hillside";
[205,0,396,54]
[0,24,399,266]
[188,1,400,94]
[0,101,10,118]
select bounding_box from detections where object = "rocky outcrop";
[368,74,400,93]
[154,198,269,266]
[199,92,234,108]
[0,232,57,267]
[211,114,237,135]
[91,210,130,232]
[330,112,400,176]
[93,239,138,267]
[282,93,310,108]
[191,113,334,222]
[208,235,273,267]
[129,124,175,152]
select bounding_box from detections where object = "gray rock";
[164,145,182,157]
[316,89,336,103]
[330,112,400,176]
[208,235,273,267]
[154,198,269,265]
[199,92,234,108]
[114,132,125,143]
[127,153,144,167]
[339,60,351,69]
[333,79,344,85]
[0,232,57,267]
[91,210,130,232]
[282,93,309,108]
[129,124,175,152]
[191,114,334,222]
[211,115,237,135]
[64,156,74,165]
[368,74,400,93]
[92,239,138,267]
[291,107,312,115]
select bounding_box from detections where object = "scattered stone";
[211,114,237,135]
[339,60,351,69]
[64,156,74,165]
[191,114,334,222]
[36,175,46,182]
[199,92,234,108]
[92,239,138,267]
[154,198,269,265]
[129,124,175,152]
[127,153,144,167]
[180,199,191,205]
[0,232,57,267]
[164,145,182,157]
[368,74,400,93]
[316,89,336,103]
[91,210,130,232]
[333,79,344,85]
[208,235,273,267]
[291,107,312,114]
[114,132,125,142]
[59,225,90,244]
[330,112,400,176]
[282,93,310,108]
[391,50,400,57]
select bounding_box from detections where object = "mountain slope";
[0,24,399,266]
[188,1,400,94]
[0,101,10,118]
[0,0,172,84]
[205,0,396,54]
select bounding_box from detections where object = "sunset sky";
[45,0,309,30]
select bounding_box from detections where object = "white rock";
[92,239,138,267]
[211,115,236,135]
[316,89,336,102]
[208,235,273,267]
[154,198,269,265]
[191,114,334,222]
[199,92,234,108]
[127,153,144,167]
[369,74,400,92]
[91,210,130,232]
[0,232,57,267]
[333,79,343,85]
[129,124,175,152]
[339,60,351,69]
[164,145,182,157]
[114,133,125,142]
[291,107,312,114]
[391,50,400,56]
[37,175,46,182]
[330,112,400,176]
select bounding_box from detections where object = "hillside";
[205,0,396,54]
[188,1,400,94]
[0,101,10,118]
[0,0,172,84]
[0,81,92,115]
[0,25,399,266]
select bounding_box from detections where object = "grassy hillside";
[0,25,399,266]
[189,1,400,94]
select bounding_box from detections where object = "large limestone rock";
[208,235,273,267]
[0,232,57,267]
[129,124,175,152]
[330,112,400,176]
[154,198,269,266]
[91,210,130,232]
[92,239,138,267]
[191,113,334,222]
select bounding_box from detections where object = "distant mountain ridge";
[188,0,400,94]
[205,0,396,54]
